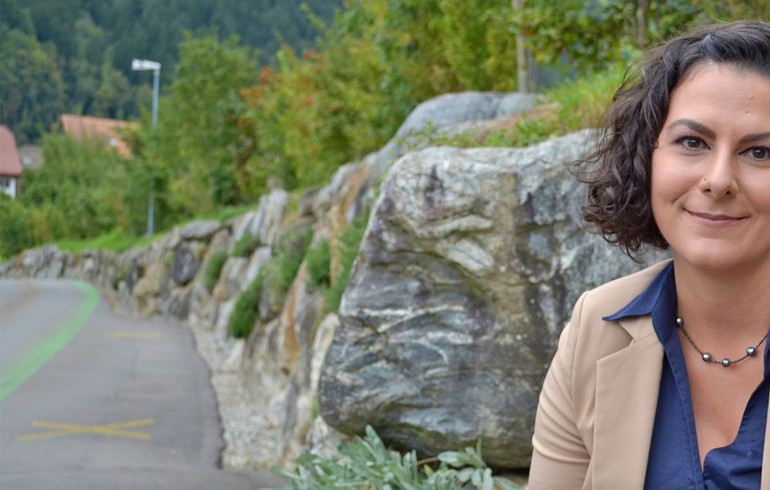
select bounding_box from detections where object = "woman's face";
[651,63,770,274]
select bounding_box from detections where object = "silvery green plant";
[274,425,520,490]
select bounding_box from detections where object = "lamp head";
[131,59,161,71]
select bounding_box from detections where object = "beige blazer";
[528,260,770,489]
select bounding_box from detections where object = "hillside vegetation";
[0,0,342,144]
[1,0,767,259]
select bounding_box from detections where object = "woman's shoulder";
[578,259,671,317]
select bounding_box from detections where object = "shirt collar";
[602,261,770,376]
[603,261,676,322]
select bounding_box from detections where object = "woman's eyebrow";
[668,118,770,143]
[668,118,715,139]
[739,131,770,144]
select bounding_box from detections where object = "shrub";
[228,274,263,338]
[273,425,520,490]
[327,215,367,312]
[202,248,229,292]
[0,193,32,257]
[263,225,314,311]
[305,238,331,288]
[304,215,367,313]
[232,232,260,258]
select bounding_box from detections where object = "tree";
[0,29,65,143]
[147,33,259,214]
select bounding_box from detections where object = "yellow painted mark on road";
[18,418,155,442]
[105,331,162,339]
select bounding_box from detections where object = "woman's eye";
[743,146,770,161]
[676,136,707,150]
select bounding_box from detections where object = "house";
[60,114,136,158]
[0,125,23,198]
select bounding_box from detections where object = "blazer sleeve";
[528,292,591,489]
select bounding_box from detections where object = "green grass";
[55,226,157,254]
[185,203,257,223]
[51,203,260,255]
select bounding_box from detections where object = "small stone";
[702,353,712,362]
[747,347,757,356]
[722,358,731,367]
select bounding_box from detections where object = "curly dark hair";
[577,20,770,259]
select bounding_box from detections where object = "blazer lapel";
[591,316,663,489]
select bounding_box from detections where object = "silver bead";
[747,347,757,356]
[722,358,731,367]
[702,353,712,362]
[676,317,683,327]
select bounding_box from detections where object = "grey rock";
[298,188,322,218]
[234,190,289,248]
[124,254,144,294]
[213,257,250,301]
[172,242,203,286]
[319,130,669,468]
[378,92,540,172]
[215,299,236,347]
[167,286,192,319]
[180,220,223,241]
[243,247,271,287]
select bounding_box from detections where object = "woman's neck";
[673,258,770,342]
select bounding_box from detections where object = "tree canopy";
[0,0,342,144]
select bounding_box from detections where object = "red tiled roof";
[60,114,137,157]
[0,125,23,177]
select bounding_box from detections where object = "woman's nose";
[697,150,739,198]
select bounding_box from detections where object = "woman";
[529,20,770,489]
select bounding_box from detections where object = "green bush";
[305,238,331,288]
[264,225,314,310]
[304,215,367,313]
[326,215,367,312]
[274,425,519,490]
[228,225,313,336]
[228,274,263,338]
[232,232,261,258]
[0,193,32,258]
[202,248,229,292]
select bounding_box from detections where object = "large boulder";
[377,92,540,173]
[318,130,668,468]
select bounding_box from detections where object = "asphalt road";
[0,279,287,490]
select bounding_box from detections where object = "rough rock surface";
[377,92,540,172]
[318,130,669,468]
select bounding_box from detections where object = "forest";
[1,0,768,258]
[0,0,342,144]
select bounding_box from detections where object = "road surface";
[0,279,287,490]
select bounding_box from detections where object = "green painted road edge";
[0,280,99,401]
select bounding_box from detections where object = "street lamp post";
[131,59,161,236]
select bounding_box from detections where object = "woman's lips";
[687,210,745,225]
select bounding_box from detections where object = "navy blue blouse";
[604,263,769,489]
